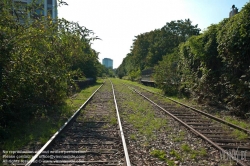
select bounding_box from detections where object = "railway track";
[3,79,250,165]
[3,80,130,166]
[126,84,250,166]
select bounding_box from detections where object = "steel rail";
[25,83,104,166]
[110,80,131,166]
[138,86,250,135]
[166,97,250,135]
[128,86,247,166]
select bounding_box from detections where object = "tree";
[178,24,222,100]
[217,3,250,115]
[0,1,100,128]
[117,19,201,78]
[154,49,181,96]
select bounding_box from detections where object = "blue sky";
[58,0,249,68]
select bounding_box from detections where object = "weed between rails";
[219,119,249,140]
[125,79,250,141]
[168,130,186,142]
[123,97,167,141]
[129,134,137,140]
[150,144,207,165]
[111,78,212,164]
[222,116,249,140]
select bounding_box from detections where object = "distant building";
[102,58,113,69]
[229,5,238,18]
[12,0,57,23]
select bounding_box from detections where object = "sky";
[58,0,249,68]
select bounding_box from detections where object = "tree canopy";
[116,19,200,79]
[0,0,103,128]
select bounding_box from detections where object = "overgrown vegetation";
[117,2,250,117]
[112,78,213,164]
[150,145,207,165]
[116,19,200,80]
[112,79,168,143]
[2,80,102,150]
[124,100,167,141]
[0,0,105,148]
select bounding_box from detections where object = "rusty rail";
[128,86,248,166]
[138,86,250,135]
[25,84,104,166]
[110,80,131,166]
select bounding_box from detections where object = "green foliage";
[118,2,250,117]
[150,150,166,161]
[3,80,102,150]
[171,3,250,116]
[170,149,181,160]
[232,130,248,140]
[117,3,250,117]
[119,88,167,141]
[178,23,224,102]
[129,134,137,140]
[217,3,250,115]
[177,2,250,115]
[154,49,181,96]
[181,144,191,152]
[128,69,140,81]
[97,63,115,78]
[150,149,177,165]
[0,1,100,132]
[117,19,200,77]
[116,53,133,78]
[161,19,200,43]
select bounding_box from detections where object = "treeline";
[117,3,250,117]
[0,0,104,129]
[116,19,200,80]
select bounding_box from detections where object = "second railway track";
[127,84,250,166]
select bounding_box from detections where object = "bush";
[0,1,100,127]
[217,3,250,116]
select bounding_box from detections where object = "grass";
[129,134,137,140]
[111,81,168,141]
[150,150,167,161]
[111,78,169,145]
[1,79,104,152]
[232,130,248,140]
[112,78,211,164]
[118,78,250,139]
[170,149,182,160]
[66,80,104,110]
[150,146,207,165]
[119,79,162,94]
[112,78,242,166]
[172,135,184,142]
[150,149,177,166]
[125,106,167,140]
[180,143,207,160]
[169,130,185,142]
[223,116,250,129]
[110,117,117,125]
[113,79,224,165]
[199,148,207,156]
[150,128,207,162]
[218,116,249,140]
[102,124,110,129]
[181,144,191,152]
[2,113,68,151]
